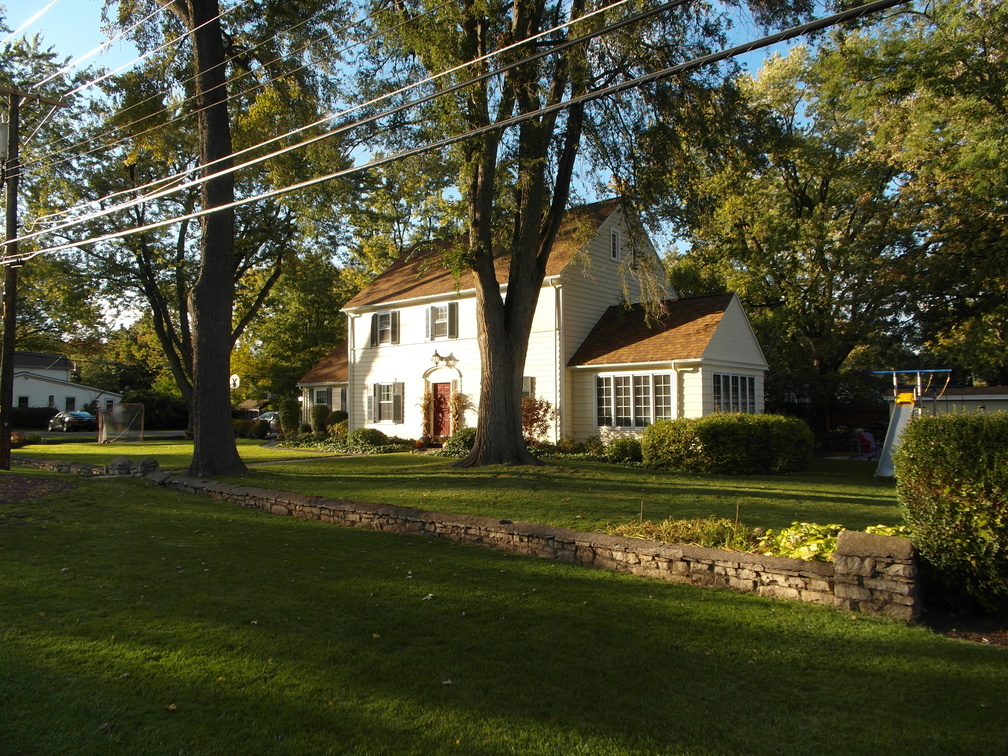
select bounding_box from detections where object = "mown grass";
[13,437,327,471]
[15,440,898,533]
[226,452,900,533]
[1,472,1005,755]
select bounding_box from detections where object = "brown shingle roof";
[343,199,621,309]
[297,340,348,385]
[568,295,735,367]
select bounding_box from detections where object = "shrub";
[556,436,582,454]
[299,422,313,434]
[894,412,1008,611]
[310,403,330,434]
[583,435,606,456]
[11,407,59,430]
[278,398,301,435]
[10,432,41,448]
[607,516,757,552]
[326,410,348,427]
[441,426,477,457]
[232,419,254,438]
[521,396,555,443]
[122,390,188,430]
[756,522,844,562]
[328,419,349,443]
[346,427,390,450]
[249,420,270,439]
[642,414,814,475]
[605,436,643,464]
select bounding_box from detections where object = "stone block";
[834,583,872,602]
[863,577,912,595]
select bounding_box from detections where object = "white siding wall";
[557,208,653,438]
[12,373,121,412]
[348,288,560,439]
[702,297,768,372]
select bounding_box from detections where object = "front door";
[433,383,452,437]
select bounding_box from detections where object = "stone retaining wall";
[12,455,920,620]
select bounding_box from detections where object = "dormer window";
[610,229,622,262]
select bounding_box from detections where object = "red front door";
[433,383,452,437]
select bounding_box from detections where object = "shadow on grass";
[2,479,1004,755]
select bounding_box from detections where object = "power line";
[28,0,643,234]
[6,0,913,266]
[33,2,168,87]
[23,0,451,184]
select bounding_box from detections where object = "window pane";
[378,313,391,343]
[747,377,756,413]
[730,375,740,411]
[654,375,672,421]
[614,376,631,426]
[596,376,613,426]
[434,305,448,338]
[713,374,723,412]
[633,375,651,427]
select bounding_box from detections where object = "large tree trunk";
[164,0,247,477]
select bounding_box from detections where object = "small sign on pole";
[229,374,240,390]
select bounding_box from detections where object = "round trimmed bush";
[894,413,1008,611]
[278,398,301,435]
[326,410,348,427]
[441,427,477,457]
[310,403,330,434]
[346,427,390,448]
[642,414,814,474]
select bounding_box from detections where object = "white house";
[299,199,768,442]
[13,351,123,414]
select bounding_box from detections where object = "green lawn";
[1,472,1005,755]
[13,437,318,471]
[16,440,900,533]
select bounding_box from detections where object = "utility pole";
[0,87,63,470]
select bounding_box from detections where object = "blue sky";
[2,0,137,71]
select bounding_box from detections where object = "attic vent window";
[610,229,621,262]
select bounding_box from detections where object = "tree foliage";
[821,0,1008,384]
[365,0,810,465]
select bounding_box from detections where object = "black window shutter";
[391,311,400,344]
[393,382,404,424]
[448,302,458,339]
[370,314,378,347]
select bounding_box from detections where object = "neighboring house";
[12,351,123,414]
[296,339,349,423]
[300,199,768,442]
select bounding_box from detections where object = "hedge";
[642,414,814,475]
[12,406,59,430]
[893,412,1008,611]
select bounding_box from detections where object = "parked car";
[258,411,280,432]
[48,411,97,432]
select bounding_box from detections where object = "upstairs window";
[370,310,400,346]
[427,301,459,340]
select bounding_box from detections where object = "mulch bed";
[0,473,79,502]
[1,472,1004,646]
